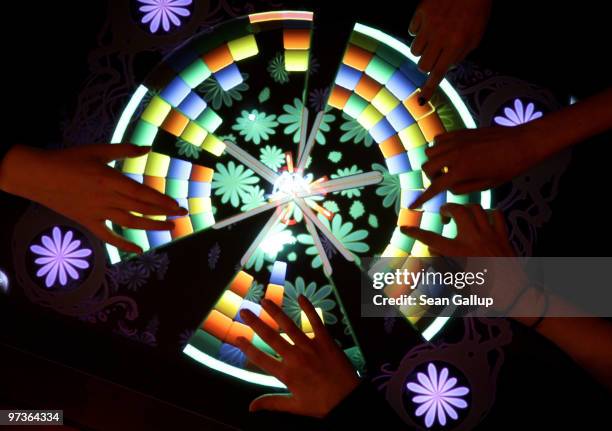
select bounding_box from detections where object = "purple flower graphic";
[137,0,192,34]
[494,98,543,127]
[406,363,469,428]
[30,227,92,288]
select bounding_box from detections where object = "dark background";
[0,1,610,429]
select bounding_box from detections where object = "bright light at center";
[271,171,313,198]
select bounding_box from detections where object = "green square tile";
[123,229,149,251]
[399,171,423,189]
[343,93,368,119]
[130,120,158,147]
[180,60,211,88]
[190,329,222,356]
[195,108,222,133]
[391,227,416,252]
[365,56,395,84]
[349,31,379,52]
[408,146,428,170]
[191,212,215,231]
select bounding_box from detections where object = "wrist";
[0,145,43,198]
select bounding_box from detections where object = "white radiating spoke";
[213,197,291,230]
[297,110,324,172]
[224,140,279,185]
[302,171,383,196]
[302,214,333,276]
[240,207,286,267]
[297,107,309,163]
[295,198,355,262]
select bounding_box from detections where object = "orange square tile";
[190,165,214,183]
[397,208,423,227]
[230,271,253,297]
[379,135,404,158]
[328,85,351,110]
[343,44,373,71]
[170,216,193,238]
[418,113,445,141]
[283,29,311,50]
[264,283,284,307]
[226,321,255,345]
[403,90,435,121]
[143,175,166,194]
[202,310,232,340]
[355,75,381,101]
[161,110,189,136]
[203,45,233,72]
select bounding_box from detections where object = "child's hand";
[410,0,492,101]
[236,296,360,418]
[0,144,187,253]
[403,203,514,257]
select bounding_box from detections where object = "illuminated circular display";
[109,11,490,387]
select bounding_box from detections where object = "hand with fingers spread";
[403,203,515,257]
[409,126,543,209]
[0,144,187,254]
[409,0,492,102]
[236,296,360,418]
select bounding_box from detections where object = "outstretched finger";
[261,299,311,348]
[402,226,456,255]
[239,309,294,357]
[409,174,457,209]
[298,295,329,343]
[235,337,283,378]
[89,222,143,254]
[91,144,150,162]
[107,209,175,231]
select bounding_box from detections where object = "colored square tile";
[370,118,395,143]
[343,44,373,71]
[160,77,191,107]
[371,87,400,115]
[264,283,284,307]
[283,29,310,50]
[203,44,234,72]
[385,152,411,174]
[284,49,309,71]
[161,110,190,136]
[179,59,211,88]
[386,70,418,100]
[399,171,424,189]
[123,229,149,251]
[140,96,171,127]
[130,119,158,146]
[181,122,208,146]
[357,104,384,130]
[170,215,193,238]
[215,290,243,318]
[188,181,211,198]
[165,178,189,198]
[328,85,351,110]
[407,146,428,170]
[143,175,165,194]
[403,90,435,121]
[227,34,259,61]
[146,230,172,248]
[230,271,253,297]
[365,56,395,84]
[399,123,427,149]
[201,134,226,156]
[387,104,415,132]
[378,135,404,158]
[400,189,421,208]
[397,208,422,228]
[168,157,192,180]
[420,212,443,233]
[418,113,445,141]
[422,193,446,213]
[188,197,211,214]
[214,63,243,91]
[178,92,207,120]
[391,228,416,252]
[122,154,148,175]
[195,108,222,133]
[235,300,263,324]
[343,93,368,118]
[376,44,405,68]
[190,329,222,356]
[191,211,215,231]
[354,74,381,101]
[335,64,362,90]
[270,261,287,285]
[190,165,214,182]
[202,310,232,340]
